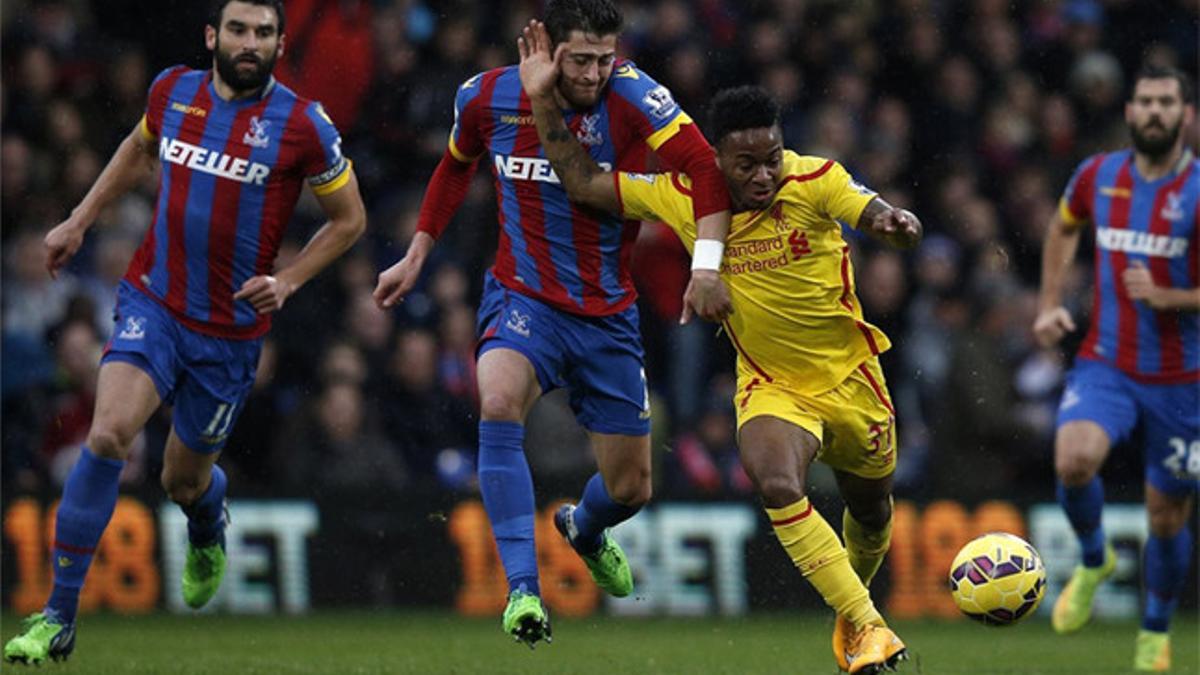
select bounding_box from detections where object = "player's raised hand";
[234,274,295,314]
[517,20,563,101]
[43,218,88,279]
[1032,306,1077,348]
[681,270,733,324]
[869,207,922,249]
[1122,260,1166,309]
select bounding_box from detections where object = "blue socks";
[1143,527,1192,632]
[47,448,124,624]
[571,473,639,555]
[1057,477,1107,567]
[182,465,228,549]
[478,421,538,596]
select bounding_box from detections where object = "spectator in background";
[382,327,475,480]
[278,380,408,495]
[0,0,1196,519]
[662,389,751,498]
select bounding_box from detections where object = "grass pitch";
[1,611,1196,674]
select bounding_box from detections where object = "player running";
[372,0,733,648]
[1034,65,1197,672]
[517,22,918,674]
[4,0,366,665]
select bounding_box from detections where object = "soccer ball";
[948,532,1046,626]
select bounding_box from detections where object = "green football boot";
[182,542,227,609]
[502,590,551,648]
[554,504,634,598]
[1134,629,1170,672]
[1052,543,1116,634]
[4,612,76,665]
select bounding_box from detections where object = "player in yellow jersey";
[518,22,921,674]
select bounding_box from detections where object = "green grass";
[2,611,1196,674]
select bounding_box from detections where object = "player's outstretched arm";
[518,21,619,214]
[857,197,922,250]
[374,146,479,309]
[44,124,158,278]
[236,169,367,314]
[1033,211,1082,348]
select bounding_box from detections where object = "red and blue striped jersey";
[125,66,352,339]
[449,61,700,316]
[1059,149,1199,383]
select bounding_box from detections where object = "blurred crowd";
[3,0,1197,505]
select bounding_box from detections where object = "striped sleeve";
[1059,154,1104,227]
[302,102,352,196]
[608,62,693,150]
[141,65,188,141]
[448,72,488,162]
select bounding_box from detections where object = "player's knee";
[608,471,651,508]
[1054,453,1097,486]
[161,470,206,506]
[479,392,524,422]
[847,498,892,531]
[86,425,134,461]
[1147,504,1188,538]
[753,473,804,507]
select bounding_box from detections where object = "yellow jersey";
[617,150,890,395]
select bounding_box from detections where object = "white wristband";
[691,239,724,271]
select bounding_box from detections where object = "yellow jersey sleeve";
[615,172,697,242]
[811,160,877,229]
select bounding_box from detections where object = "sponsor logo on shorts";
[1059,387,1081,411]
[505,310,531,338]
[118,316,147,340]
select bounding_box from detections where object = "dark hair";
[208,0,286,35]
[709,86,781,143]
[544,0,623,44]
[1132,64,1194,104]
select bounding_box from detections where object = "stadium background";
[1,0,1198,648]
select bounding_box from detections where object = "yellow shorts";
[734,356,897,479]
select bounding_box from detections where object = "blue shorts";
[476,272,650,436]
[1057,358,1200,495]
[102,282,263,454]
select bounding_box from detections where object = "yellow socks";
[842,499,893,585]
[768,497,882,629]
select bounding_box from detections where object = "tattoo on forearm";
[542,119,599,186]
[546,128,573,143]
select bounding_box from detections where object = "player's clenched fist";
[234,274,295,314]
[1032,306,1077,348]
[44,218,87,279]
[867,207,922,250]
[1122,260,1167,309]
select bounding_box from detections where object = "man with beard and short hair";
[4,0,366,665]
[1033,64,1198,672]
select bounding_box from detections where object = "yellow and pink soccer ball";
[948,532,1047,626]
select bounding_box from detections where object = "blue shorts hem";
[477,336,556,394]
[173,427,228,455]
[1147,468,1199,496]
[100,351,170,403]
[576,414,651,437]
